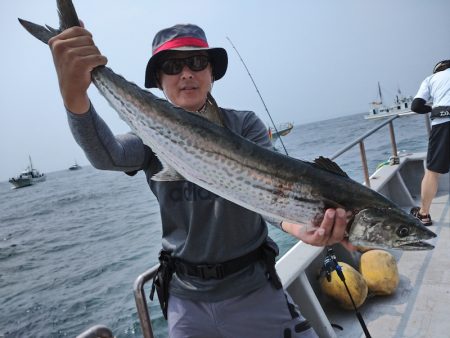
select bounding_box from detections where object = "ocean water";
[0,112,429,338]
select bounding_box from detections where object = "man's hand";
[49,25,107,114]
[282,208,356,251]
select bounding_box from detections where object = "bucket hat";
[145,24,228,88]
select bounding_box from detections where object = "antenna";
[226,37,289,156]
[377,82,383,104]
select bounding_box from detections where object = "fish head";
[348,207,437,250]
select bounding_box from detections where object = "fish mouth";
[397,240,435,250]
[397,225,437,250]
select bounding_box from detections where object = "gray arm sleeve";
[66,103,150,172]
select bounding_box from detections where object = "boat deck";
[318,155,450,338]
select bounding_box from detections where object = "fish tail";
[18,19,57,44]
[18,0,80,44]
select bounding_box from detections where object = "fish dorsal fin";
[313,156,349,178]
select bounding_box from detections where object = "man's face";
[158,51,212,112]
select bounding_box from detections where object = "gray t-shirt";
[67,102,279,302]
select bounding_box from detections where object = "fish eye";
[396,226,410,238]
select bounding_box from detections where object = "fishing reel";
[319,247,372,337]
[319,247,344,282]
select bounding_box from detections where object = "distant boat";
[9,156,46,189]
[68,161,82,171]
[268,122,294,144]
[364,82,414,120]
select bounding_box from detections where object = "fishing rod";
[320,247,372,338]
[228,36,373,337]
[226,37,289,156]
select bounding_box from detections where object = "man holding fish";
[48,20,350,337]
[20,0,438,334]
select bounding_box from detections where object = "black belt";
[174,246,263,280]
[431,106,450,119]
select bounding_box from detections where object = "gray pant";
[167,281,318,338]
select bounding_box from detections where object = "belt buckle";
[198,264,224,279]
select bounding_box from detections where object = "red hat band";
[153,37,209,55]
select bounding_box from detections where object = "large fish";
[19,0,436,250]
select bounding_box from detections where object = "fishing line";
[228,36,372,337]
[226,37,289,156]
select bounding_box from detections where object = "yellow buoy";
[319,261,368,310]
[355,245,373,253]
[359,249,399,296]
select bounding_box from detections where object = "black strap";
[150,250,174,320]
[173,240,282,287]
[261,243,282,289]
[174,246,263,280]
[431,106,450,119]
[150,242,283,320]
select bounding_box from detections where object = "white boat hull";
[364,109,415,120]
[9,174,46,189]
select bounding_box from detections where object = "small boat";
[9,156,46,189]
[364,82,414,120]
[68,161,82,171]
[268,122,294,144]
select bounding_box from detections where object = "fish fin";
[19,0,81,44]
[312,156,349,178]
[152,166,185,181]
[45,24,60,33]
[18,18,59,44]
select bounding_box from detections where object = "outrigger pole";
[226,37,289,156]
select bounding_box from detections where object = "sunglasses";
[159,55,210,75]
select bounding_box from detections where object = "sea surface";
[0,112,429,338]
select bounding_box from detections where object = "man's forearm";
[67,103,148,171]
[411,98,432,114]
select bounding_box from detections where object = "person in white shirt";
[410,60,450,226]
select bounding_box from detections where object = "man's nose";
[180,65,194,78]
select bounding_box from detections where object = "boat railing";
[133,265,159,338]
[330,113,430,188]
[77,266,159,338]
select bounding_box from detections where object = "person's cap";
[433,60,450,74]
[145,24,228,88]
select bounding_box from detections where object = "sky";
[1,0,449,182]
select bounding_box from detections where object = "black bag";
[150,250,174,320]
[261,238,282,289]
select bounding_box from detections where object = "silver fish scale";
[92,68,325,228]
